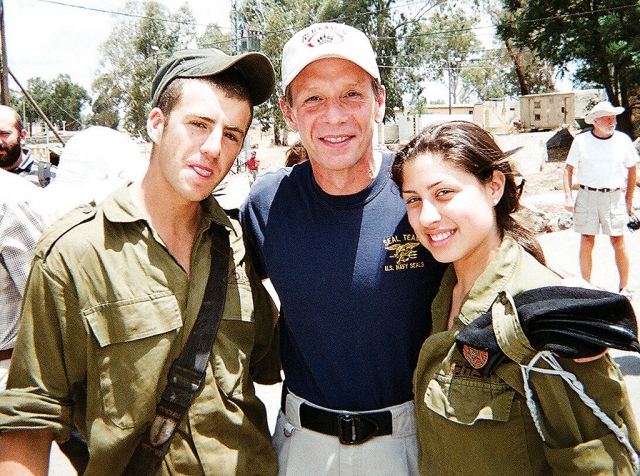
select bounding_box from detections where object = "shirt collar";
[457,234,520,325]
[10,148,33,173]
[439,234,519,327]
[102,183,235,234]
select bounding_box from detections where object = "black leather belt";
[579,185,620,193]
[0,349,13,361]
[299,402,393,445]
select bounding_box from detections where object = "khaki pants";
[574,188,626,235]
[273,391,419,475]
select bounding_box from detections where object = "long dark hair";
[391,120,545,265]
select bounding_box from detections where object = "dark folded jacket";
[456,286,640,376]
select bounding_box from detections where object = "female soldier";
[391,121,639,475]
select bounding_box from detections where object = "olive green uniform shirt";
[414,234,639,475]
[0,185,279,475]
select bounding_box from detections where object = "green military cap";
[151,48,275,107]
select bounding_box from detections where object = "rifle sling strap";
[123,227,231,475]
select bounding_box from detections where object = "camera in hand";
[628,213,640,232]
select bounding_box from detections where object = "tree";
[480,0,557,97]
[463,45,556,100]
[403,7,481,108]
[496,0,640,137]
[197,24,235,54]
[22,78,52,126]
[92,0,196,134]
[15,76,89,131]
[50,74,91,130]
[90,75,121,129]
[462,48,517,101]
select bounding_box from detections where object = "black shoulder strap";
[123,226,231,475]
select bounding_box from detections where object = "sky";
[3,0,233,93]
[3,0,572,106]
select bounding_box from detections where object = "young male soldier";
[0,49,280,476]
[240,23,445,475]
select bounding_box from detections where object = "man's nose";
[200,128,222,157]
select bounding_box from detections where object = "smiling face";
[147,80,251,205]
[280,58,385,186]
[400,152,505,276]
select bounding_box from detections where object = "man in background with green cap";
[0,49,279,476]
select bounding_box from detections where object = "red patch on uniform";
[462,344,488,369]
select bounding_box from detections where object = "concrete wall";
[394,114,474,143]
[474,100,520,132]
[520,89,606,131]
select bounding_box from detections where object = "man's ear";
[19,129,27,146]
[279,96,298,132]
[147,107,165,144]
[374,85,386,125]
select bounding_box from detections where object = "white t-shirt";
[565,129,638,189]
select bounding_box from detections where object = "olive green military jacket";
[414,234,639,475]
[0,186,279,475]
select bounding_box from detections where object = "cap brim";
[152,50,275,107]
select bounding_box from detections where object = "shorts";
[573,188,626,236]
[273,391,419,475]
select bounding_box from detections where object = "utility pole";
[447,53,452,116]
[233,1,239,55]
[0,0,10,105]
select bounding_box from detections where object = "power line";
[34,0,640,43]
[34,0,235,31]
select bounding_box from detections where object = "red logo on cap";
[306,31,345,47]
[462,344,488,369]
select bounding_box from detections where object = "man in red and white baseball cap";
[240,22,446,476]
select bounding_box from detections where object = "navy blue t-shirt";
[240,154,446,411]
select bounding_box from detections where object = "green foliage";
[408,96,429,114]
[91,0,196,135]
[403,7,481,106]
[495,0,640,135]
[50,75,91,130]
[464,45,555,100]
[15,75,90,131]
[197,24,234,54]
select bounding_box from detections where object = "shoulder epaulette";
[37,204,98,258]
